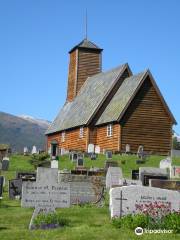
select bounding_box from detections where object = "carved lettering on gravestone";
[110,185,180,218]
[21,167,70,229]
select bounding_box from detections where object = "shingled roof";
[95,71,146,125]
[69,39,103,53]
[46,64,127,134]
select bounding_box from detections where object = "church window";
[107,124,113,137]
[79,127,84,138]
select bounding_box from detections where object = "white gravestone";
[31,146,37,154]
[159,157,171,169]
[125,144,130,154]
[106,167,123,189]
[170,165,180,179]
[88,144,94,153]
[51,160,58,169]
[24,147,29,155]
[110,185,180,218]
[21,167,70,229]
[95,146,100,154]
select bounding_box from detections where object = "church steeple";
[66,39,103,102]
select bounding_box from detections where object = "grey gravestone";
[90,153,96,160]
[21,167,70,229]
[77,157,84,167]
[106,151,112,159]
[149,179,180,191]
[0,176,4,199]
[16,172,36,181]
[59,173,105,204]
[131,170,139,180]
[105,160,118,171]
[139,167,169,186]
[9,179,22,199]
[110,185,180,218]
[170,166,180,179]
[106,167,123,189]
[159,157,171,169]
[2,157,9,171]
[70,153,78,162]
[119,178,142,186]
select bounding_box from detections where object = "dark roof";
[96,70,177,125]
[95,71,146,125]
[46,64,127,134]
[69,39,103,53]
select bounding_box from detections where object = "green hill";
[0,112,50,152]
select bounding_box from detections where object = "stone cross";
[21,167,70,229]
[115,190,127,217]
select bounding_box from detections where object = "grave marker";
[110,185,180,218]
[106,151,112,159]
[106,167,122,189]
[2,157,9,171]
[0,176,4,199]
[21,167,70,229]
[88,144,94,153]
[31,146,37,154]
[139,167,169,186]
[149,179,180,191]
[170,165,180,179]
[9,179,22,199]
[95,146,100,154]
[159,157,171,169]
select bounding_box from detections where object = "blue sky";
[0,0,180,133]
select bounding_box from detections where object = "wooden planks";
[120,77,172,155]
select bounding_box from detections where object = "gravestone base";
[30,207,56,230]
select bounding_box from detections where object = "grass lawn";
[0,154,180,240]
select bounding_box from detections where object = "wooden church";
[46,39,176,155]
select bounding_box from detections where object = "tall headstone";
[21,167,70,229]
[2,157,9,171]
[88,144,94,153]
[131,169,139,180]
[106,167,122,189]
[31,146,37,154]
[110,185,180,218]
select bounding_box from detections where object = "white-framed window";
[79,127,84,138]
[107,124,113,137]
[61,131,65,142]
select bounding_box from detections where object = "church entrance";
[51,140,58,157]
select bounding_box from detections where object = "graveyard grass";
[0,154,180,240]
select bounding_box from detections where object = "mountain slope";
[0,112,50,152]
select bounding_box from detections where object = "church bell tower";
[66,39,103,102]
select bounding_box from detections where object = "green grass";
[0,154,180,240]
